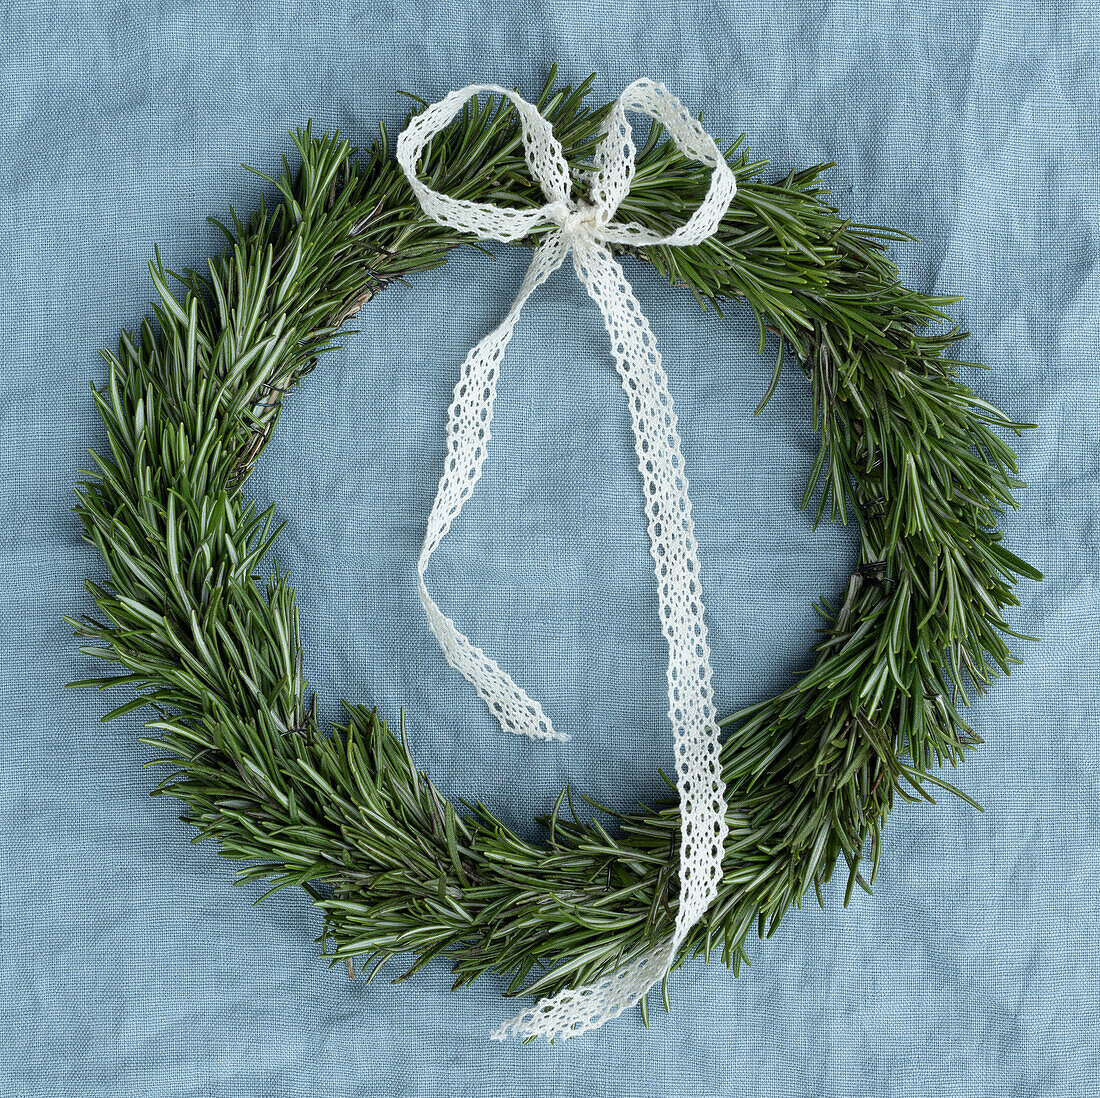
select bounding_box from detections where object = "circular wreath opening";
[71,73,1040,1026]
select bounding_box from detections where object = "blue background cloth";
[1,1,1097,1094]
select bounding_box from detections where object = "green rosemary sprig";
[70,70,1040,1018]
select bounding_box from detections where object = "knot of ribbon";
[396,79,735,1042]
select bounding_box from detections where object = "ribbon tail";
[418,233,571,743]
[493,240,729,1041]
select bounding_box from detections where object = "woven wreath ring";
[71,74,1039,1043]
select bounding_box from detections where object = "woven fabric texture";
[0,1,1097,1094]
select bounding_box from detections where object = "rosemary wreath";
[71,72,1040,1035]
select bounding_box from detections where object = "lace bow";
[396,78,735,1041]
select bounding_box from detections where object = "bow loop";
[395,83,573,243]
[596,77,737,248]
[397,78,733,1044]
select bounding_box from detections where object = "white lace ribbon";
[396,78,735,1041]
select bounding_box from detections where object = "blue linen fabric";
[1,1,1097,1094]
